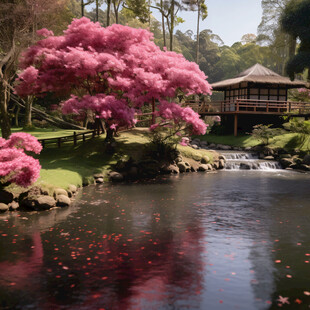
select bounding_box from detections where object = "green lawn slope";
[28,128,215,191]
[197,133,310,152]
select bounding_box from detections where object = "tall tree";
[15,18,211,141]
[0,0,72,138]
[281,0,310,80]
[183,0,207,64]
[257,0,293,75]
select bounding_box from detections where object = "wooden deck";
[186,99,310,116]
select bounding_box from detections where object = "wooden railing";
[186,99,310,115]
[135,112,154,127]
[38,130,100,149]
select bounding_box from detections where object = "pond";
[0,171,310,309]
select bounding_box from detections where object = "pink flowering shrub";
[15,17,211,144]
[0,133,42,187]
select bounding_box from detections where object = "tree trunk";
[0,84,11,139]
[15,105,20,127]
[113,1,119,24]
[161,0,166,48]
[24,96,33,128]
[105,126,115,142]
[169,0,175,51]
[96,0,99,21]
[288,35,296,59]
[196,1,201,64]
[107,0,111,26]
[81,0,84,17]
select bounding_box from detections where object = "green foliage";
[251,124,283,145]
[283,117,310,150]
[281,0,310,79]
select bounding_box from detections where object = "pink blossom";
[0,133,42,187]
[37,28,54,37]
[5,132,42,154]
[150,123,159,131]
[15,18,212,137]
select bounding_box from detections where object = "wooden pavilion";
[188,64,310,136]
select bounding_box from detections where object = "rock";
[217,144,232,150]
[109,171,124,182]
[263,147,275,156]
[0,203,9,212]
[57,195,71,207]
[240,163,251,170]
[258,153,265,159]
[245,147,252,151]
[93,173,104,179]
[209,143,216,149]
[198,164,209,172]
[177,162,187,173]
[8,201,19,211]
[68,184,77,194]
[280,158,293,168]
[300,164,310,171]
[187,160,199,172]
[280,154,292,159]
[95,177,104,184]
[219,155,226,161]
[264,156,275,160]
[303,154,310,165]
[289,163,299,169]
[201,155,210,164]
[41,188,49,196]
[175,155,183,164]
[201,141,208,147]
[213,161,220,169]
[67,184,77,197]
[161,164,179,174]
[191,139,201,146]
[53,188,68,198]
[0,190,14,204]
[207,164,213,170]
[251,163,259,170]
[21,195,56,211]
[218,159,225,169]
[191,144,199,149]
[293,157,303,165]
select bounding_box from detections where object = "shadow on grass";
[36,130,152,187]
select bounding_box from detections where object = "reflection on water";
[0,171,310,309]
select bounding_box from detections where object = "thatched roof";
[211,64,307,90]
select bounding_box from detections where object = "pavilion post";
[234,114,238,137]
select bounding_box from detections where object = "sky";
[152,0,263,46]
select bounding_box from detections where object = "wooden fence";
[38,130,101,149]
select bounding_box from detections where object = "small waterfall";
[222,151,282,171]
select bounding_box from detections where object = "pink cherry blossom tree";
[0,133,42,188]
[15,17,211,142]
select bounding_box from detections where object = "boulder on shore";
[109,171,124,182]
[0,190,13,204]
[21,195,56,211]
[57,195,71,207]
[0,203,9,212]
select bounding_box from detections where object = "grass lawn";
[197,133,310,152]
[10,128,212,192]
[6,127,89,139]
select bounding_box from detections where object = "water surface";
[0,171,310,309]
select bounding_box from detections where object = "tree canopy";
[281,0,310,80]
[15,18,211,139]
